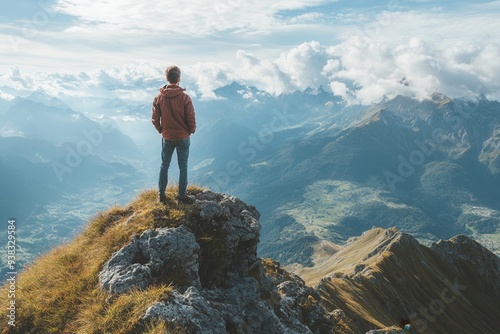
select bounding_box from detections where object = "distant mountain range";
[0,94,148,277]
[1,84,499,281]
[201,91,500,267]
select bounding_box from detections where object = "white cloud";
[229,37,500,104]
[0,0,500,104]
[276,41,331,91]
[233,50,292,95]
[184,62,235,99]
[321,37,500,104]
[2,39,500,105]
[0,0,342,74]
[0,62,165,101]
[2,67,38,91]
[0,89,15,101]
[287,12,326,24]
[344,6,500,47]
[51,0,334,36]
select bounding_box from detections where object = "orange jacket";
[152,84,196,140]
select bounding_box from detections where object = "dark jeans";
[158,138,190,198]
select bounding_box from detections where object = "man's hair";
[165,65,181,84]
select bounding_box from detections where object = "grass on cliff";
[0,186,203,334]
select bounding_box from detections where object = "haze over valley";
[1,83,499,279]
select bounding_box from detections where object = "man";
[152,65,196,204]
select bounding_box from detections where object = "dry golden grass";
[71,285,173,334]
[296,228,397,287]
[315,227,500,333]
[260,258,297,283]
[0,186,203,334]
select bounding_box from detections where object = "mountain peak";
[432,235,500,291]
[2,188,338,334]
[213,81,270,100]
[294,228,420,285]
[25,90,69,109]
[2,190,498,334]
[314,228,500,333]
[429,92,452,105]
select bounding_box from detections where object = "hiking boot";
[177,194,195,205]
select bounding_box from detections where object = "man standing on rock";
[152,65,196,204]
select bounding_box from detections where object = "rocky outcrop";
[99,190,336,333]
[99,225,201,294]
[431,234,500,293]
[98,191,500,334]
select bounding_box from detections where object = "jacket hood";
[159,84,186,98]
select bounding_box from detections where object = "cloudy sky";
[1,0,500,104]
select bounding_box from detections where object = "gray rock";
[196,200,224,220]
[100,190,337,333]
[138,226,201,289]
[144,287,227,334]
[99,225,200,294]
[186,191,261,287]
[277,280,335,333]
[144,277,314,334]
[98,236,153,294]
